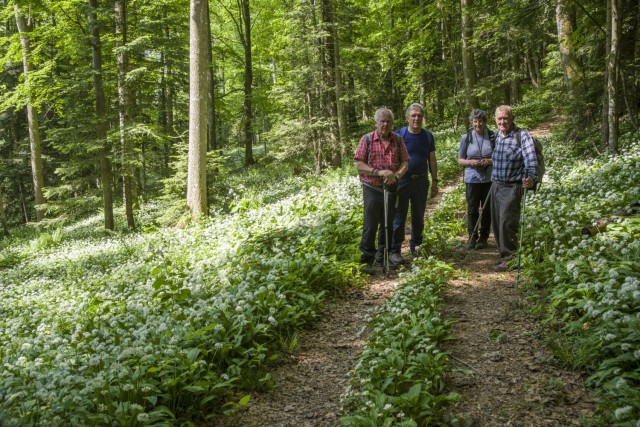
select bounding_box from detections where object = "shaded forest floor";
[206,118,598,426]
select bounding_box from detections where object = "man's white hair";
[374,108,394,122]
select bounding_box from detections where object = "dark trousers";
[392,174,429,252]
[360,184,397,263]
[466,182,492,240]
[491,181,523,261]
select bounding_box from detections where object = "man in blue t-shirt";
[390,103,438,265]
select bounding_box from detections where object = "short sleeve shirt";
[354,130,410,187]
[458,129,494,183]
[396,127,435,175]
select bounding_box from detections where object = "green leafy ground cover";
[0,129,462,426]
[518,140,640,425]
[0,171,364,425]
[340,258,458,427]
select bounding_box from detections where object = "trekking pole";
[516,188,528,285]
[465,190,491,252]
[383,183,390,277]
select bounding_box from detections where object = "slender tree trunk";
[460,0,479,109]
[321,0,341,166]
[187,0,209,218]
[556,0,583,99]
[115,0,135,229]
[14,4,45,222]
[161,14,175,174]
[608,0,620,155]
[525,48,540,89]
[241,0,254,166]
[17,182,28,223]
[206,1,217,151]
[602,0,612,146]
[0,184,9,237]
[331,9,348,161]
[89,0,114,230]
[510,51,520,104]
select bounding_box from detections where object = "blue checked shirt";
[491,127,538,183]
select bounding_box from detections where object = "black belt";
[407,173,428,179]
[494,180,521,185]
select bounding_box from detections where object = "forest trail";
[442,118,597,426]
[207,116,596,426]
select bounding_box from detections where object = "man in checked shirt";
[491,105,538,272]
[354,108,409,275]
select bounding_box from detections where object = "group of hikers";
[354,103,540,275]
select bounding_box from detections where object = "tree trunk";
[14,4,45,222]
[321,0,341,167]
[161,13,175,174]
[187,0,209,218]
[206,1,218,152]
[460,0,479,109]
[607,0,620,155]
[115,0,135,229]
[602,0,612,146]
[0,184,9,237]
[89,0,114,230]
[525,48,540,89]
[556,0,583,99]
[241,0,254,166]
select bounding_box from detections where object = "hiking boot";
[389,252,408,265]
[411,246,422,258]
[475,237,488,249]
[493,261,509,272]
[375,252,383,265]
[360,262,375,275]
[467,238,477,249]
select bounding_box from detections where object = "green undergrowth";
[340,258,458,426]
[0,169,364,426]
[519,139,640,425]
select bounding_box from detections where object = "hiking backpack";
[515,128,545,191]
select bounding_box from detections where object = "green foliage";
[520,140,640,425]
[0,170,362,425]
[340,259,459,426]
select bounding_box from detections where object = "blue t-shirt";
[395,127,435,175]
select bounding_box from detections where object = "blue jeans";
[392,174,429,253]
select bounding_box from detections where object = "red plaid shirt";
[354,130,410,187]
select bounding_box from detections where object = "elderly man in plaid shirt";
[354,108,410,275]
[491,105,538,272]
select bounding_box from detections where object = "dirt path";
[442,117,597,426]
[209,279,398,427]
[207,117,596,426]
[441,241,596,426]
[207,181,457,427]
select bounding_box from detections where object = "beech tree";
[115,0,135,229]
[88,0,114,230]
[607,0,620,154]
[186,0,209,218]
[14,4,46,222]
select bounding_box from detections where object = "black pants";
[392,174,429,252]
[359,184,397,263]
[466,182,492,240]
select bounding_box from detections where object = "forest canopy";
[0,0,634,228]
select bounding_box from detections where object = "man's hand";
[522,176,534,189]
[380,170,398,185]
[430,181,438,198]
